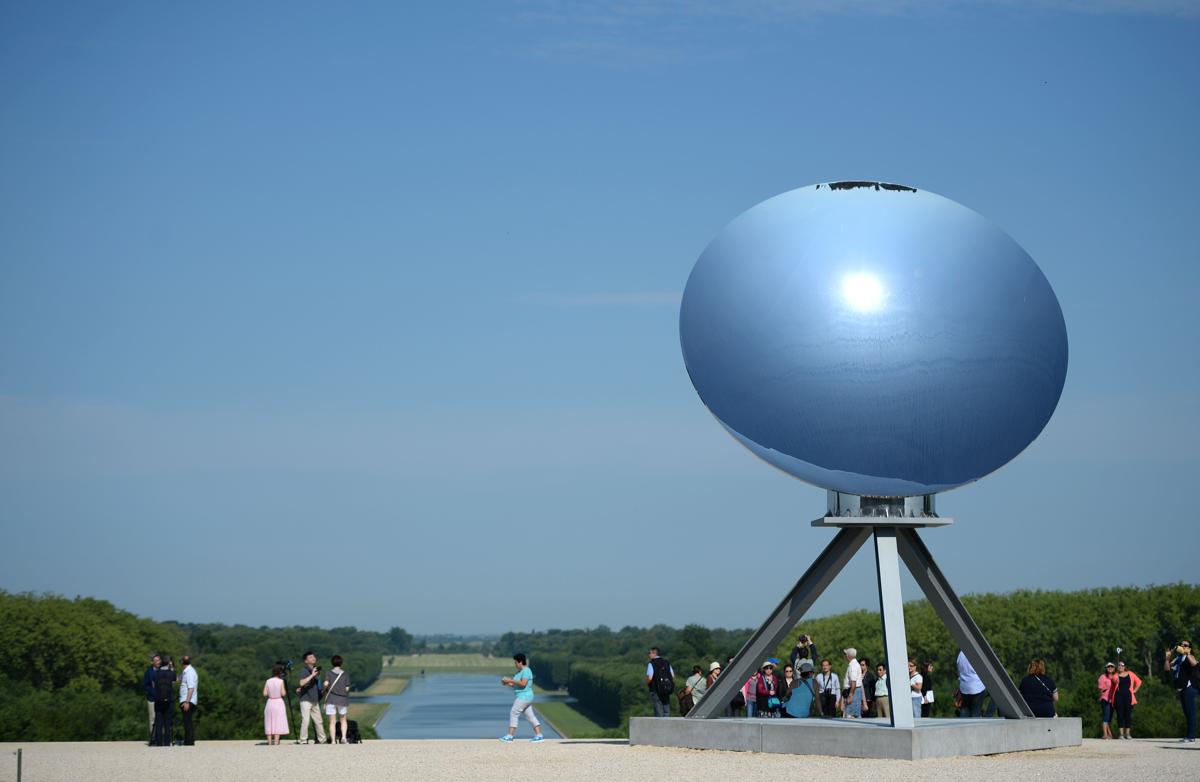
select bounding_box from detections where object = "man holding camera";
[296,651,328,744]
[1165,640,1198,743]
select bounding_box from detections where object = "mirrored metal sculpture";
[679,182,1068,497]
[641,182,1080,753]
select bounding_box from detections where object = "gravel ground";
[1,738,1195,782]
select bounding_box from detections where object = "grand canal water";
[366,674,565,739]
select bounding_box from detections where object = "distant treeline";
[494,584,1199,737]
[0,591,413,741]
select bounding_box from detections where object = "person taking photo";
[295,651,328,744]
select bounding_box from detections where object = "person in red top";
[1097,662,1117,739]
[1112,661,1143,739]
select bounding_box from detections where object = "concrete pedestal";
[630,717,1082,760]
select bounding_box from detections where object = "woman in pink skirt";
[263,663,290,744]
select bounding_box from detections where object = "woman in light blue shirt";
[500,653,545,743]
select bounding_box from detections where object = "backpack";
[339,719,362,744]
[154,670,174,703]
[650,658,674,704]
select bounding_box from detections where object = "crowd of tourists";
[141,650,359,747]
[139,636,1198,746]
[642,633,1199,744]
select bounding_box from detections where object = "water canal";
[365,674,566,739]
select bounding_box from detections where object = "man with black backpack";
[646,647,675,717]
[151,656,177,746]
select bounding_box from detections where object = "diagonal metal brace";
[896,527,1033,719]
[688,526,871,719]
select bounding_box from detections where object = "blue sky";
[1,1,1197,635]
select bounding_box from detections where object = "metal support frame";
[873,527,914,727]
[896,528,1033,718]
[687,527,871,719]
[688,523,1030,722]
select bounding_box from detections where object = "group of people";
[140,650,356,746]
[643,632,1199,744]
[265,652,355,745]
[648,636,941,720]
[142,654,197,746]
[1019,640,1197,743]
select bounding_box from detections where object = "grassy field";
[347,701,390,730]
[383,653,511,675]
[533,701,614,739]
[356,676,410,697]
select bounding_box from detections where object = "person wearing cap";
[703,662,730,715]
[843,648,864,718]
[786,660,818,717]
[754,661,783,717]
[791,634,818,673]
[1097,662,1118,739]
[693,661,720,704]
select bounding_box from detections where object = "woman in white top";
[908,659,923,718]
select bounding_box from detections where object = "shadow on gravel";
[557,740,629,746]
[1156,745,1198,750]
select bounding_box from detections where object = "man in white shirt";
[956,650,986,718]
[816,659,840,716]
[178,655,198,745]
[843,648,863,718]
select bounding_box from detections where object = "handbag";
[1034,675,1058,717]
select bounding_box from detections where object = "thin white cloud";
[510,0,1199,64]
[518,0,1198,24]
[526,291,683,306]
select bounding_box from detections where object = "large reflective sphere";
[680,182,1068,497]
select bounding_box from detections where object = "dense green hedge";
[768,585,1199,737]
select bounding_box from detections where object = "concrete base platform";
[629,717,1082,760]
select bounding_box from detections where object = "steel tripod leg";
[874,527,914,727]
[687,527,871,719]
[896,528,1033,719]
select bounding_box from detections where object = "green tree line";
[494,584,1199,737]
[4,584,1196,741]
[0,591,412,742]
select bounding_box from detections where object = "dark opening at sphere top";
[679,182,1068,497]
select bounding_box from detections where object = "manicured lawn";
[533,701,614,739]
[356,676,410,696]
[383,653,511,675]
[348,700,390,730]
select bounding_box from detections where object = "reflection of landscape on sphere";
[679,183,1068,497]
